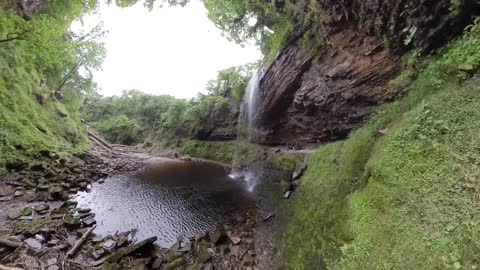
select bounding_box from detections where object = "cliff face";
[257,30,401,144]
[252,0,479,145]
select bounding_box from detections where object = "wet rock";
[117,235,128,247]
[24,238,42,249]
[82,218,96,227]
[103,239,117,253]
[194,232,207,242]
[77,208,91,214]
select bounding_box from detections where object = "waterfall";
[229,67,264,192]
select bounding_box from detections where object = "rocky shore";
[0,146,261,270]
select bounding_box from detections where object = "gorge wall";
[203,0,480,145]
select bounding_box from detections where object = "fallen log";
[66,225,96,258]
[0,239,22,249]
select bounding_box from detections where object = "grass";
[284,26,480,269]
[178,139,263,164]
[0,44,89,174]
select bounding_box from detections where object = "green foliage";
[270,154,301,173]
[179,140,236,164]
[0,1,105,172]
[82,64,253,145]
[284,27,480,269]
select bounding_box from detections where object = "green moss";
[178,139,264,165]
[0,55,90,174]
[270,154,301,172]
[284,27,480,269]
[179,140,236,164]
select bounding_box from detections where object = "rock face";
[256,30,401,144]
[195,100,239,141]
[252,0,480,145]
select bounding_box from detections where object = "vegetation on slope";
[284,22,480,269]
[81,64,255,146]
[0,2,105,173]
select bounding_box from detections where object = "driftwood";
[0,239,22,249]
[66,225,96,258]
[0,265,25,270]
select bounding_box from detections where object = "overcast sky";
[75,0,261,98]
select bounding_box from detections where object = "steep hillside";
[0,1,104,174]
[284,24,480,269]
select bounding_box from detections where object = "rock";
[35,203,50,212]
[104,237,157,263]
[103,239,117,253]
[164,258,186,270]
[202,262,214,270]
[82,218,96,227]
[14,190,25,197]
[0,196,12,202]
[151,257,164,269]
[30,162,46,171]
[47,239,60,247]
[35,234,46,242]
[242,253,254,266]
[48,186,67,200]
[209,229,226,245]
[284,190,292,199]
[77,208,91,214]
[63,215,80,228]
[92,248,105,260]
[186,263,200,270]
[263,213,275,222]
[37,184,49,191]
[230,245,240,258]
[24,238,42,249]
[34,191,49,201]
[217,244,230,255]
[117,235,128,247]
[230,236,241,245]
[197,248,212,264]
[194,232,207,242]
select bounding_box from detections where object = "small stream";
[74,160,254,247]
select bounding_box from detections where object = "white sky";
[76,0,261,98]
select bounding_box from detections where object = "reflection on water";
[75,161,254,247]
